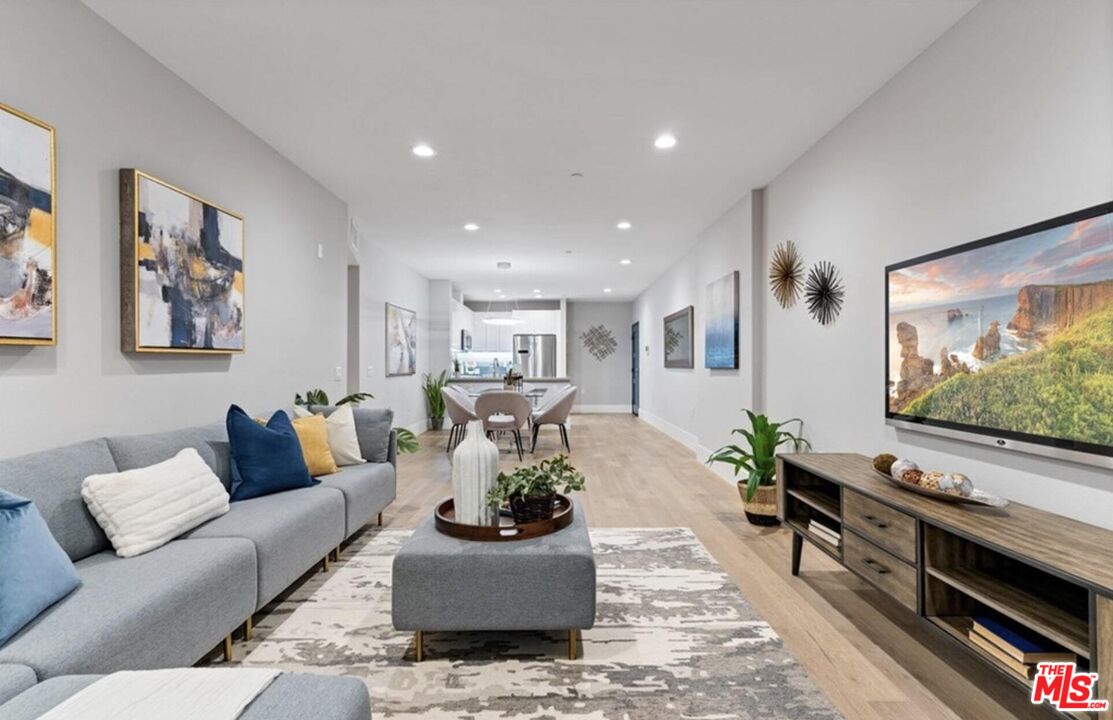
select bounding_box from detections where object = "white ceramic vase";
[451,420,500,526]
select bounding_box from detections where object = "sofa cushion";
[0,439,117,562]
[227,407,315,501]
[317,463,396,537]
[0,673,371,720]
[312,406,393,463]
[0,492,81,645]
[0,664,36,706]
[105,423,231,490]
[0,538,256,679]
[81,449,230,558]
[294,404,364,466]
[290,414,340,477]
[183,486,345,609]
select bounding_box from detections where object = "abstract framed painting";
[120,169,244,353]
[705,270,739,369]
[0,102,56,346]
[663,305,694,369]
[386,302,417,376]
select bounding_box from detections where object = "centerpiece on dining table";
[503,367,524,391]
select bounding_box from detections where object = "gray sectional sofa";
[0,406,395,719]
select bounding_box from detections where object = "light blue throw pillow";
[0,490,80,645]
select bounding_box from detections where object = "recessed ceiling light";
[616,221,632,230]
[654,133,677,150]
[620,258,632,265]
[603,288,613,293]
[493,288,502,293]
[532,288,541,293]
[412,143,436,158]
[463,223,479,232]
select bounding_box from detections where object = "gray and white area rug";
[237,528,841,719]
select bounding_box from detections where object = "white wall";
[633,193,758,474]
[761,0,1113,528]
[0,0,349,457]
[566,301,632,411]
[357,240,431,434]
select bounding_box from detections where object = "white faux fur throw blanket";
[37,668,281,720]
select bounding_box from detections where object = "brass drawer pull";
[861,557,890,575]
[861,514,889,530]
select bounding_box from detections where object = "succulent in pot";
[486,454,586,523]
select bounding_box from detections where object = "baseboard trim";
[636,409,699,451]
[573,404,630,414]
[634,411,736,487]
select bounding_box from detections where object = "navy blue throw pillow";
[227,405,316,501]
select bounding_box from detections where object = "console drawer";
[844,529,918,611]
[843,489,916,563]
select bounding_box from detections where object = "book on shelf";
[968,630,1041,681]
[971,616,1076,665]
[807,520,841,546]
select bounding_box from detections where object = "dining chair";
[474,390,531,461]
[442,387,478,453]
[530,385,578,453]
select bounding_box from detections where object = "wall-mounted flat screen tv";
[886,201,1113,468]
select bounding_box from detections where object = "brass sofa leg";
[323,554,330,573]
[568,629,578,660]
[244,615,253,642]
[223,634,234,662]
[414,630,423,662]
[378,512,383,527]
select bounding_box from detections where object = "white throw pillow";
[293,404,366,466]
[82,448,230,558]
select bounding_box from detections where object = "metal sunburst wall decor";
[769,241,805,309]
[804,260,845,326]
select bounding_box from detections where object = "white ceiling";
[85,0,975,301]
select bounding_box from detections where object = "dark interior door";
[631,322,639,416]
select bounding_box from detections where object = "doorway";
[631,322,639,416]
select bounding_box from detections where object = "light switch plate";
[333,366,343,381]
[317,243,324,259]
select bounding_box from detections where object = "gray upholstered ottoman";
[391,500,596,660]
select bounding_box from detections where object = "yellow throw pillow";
[291,414,339,477]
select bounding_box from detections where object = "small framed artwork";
[0,102,57,345]
[705,270,739,369]
[386,302,417,376]
[120,169,245,353]
[663,306,694,368]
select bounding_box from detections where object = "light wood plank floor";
[387,414,1053,720]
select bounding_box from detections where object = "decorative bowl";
[872,469,1008,508]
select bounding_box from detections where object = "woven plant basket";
[508,493,557,524]
[739,483,780,526]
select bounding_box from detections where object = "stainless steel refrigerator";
[513,334,558,378]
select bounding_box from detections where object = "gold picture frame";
[0,101,57,346]
[120,169,245,354]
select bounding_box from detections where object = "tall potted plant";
[422,370,448,431]
[707,410,810,526]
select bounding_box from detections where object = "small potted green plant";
[486,454,586,523]
[707,410,810,526]
[422,370,447,431]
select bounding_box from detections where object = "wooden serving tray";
[435,494,573,541]
[872,469,1008,507]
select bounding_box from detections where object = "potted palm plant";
[707,410,810,526]
[422,370,448,431]
[486,454,586,523]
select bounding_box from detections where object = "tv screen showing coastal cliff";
[886,201,1113,458]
